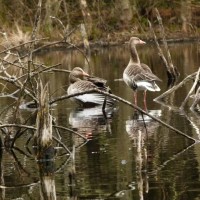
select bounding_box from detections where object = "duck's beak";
[139,39,146,44]
[82,71,89,77]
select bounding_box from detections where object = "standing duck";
[67,67,115,106]
[123,37,161,109]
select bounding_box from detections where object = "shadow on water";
[0,42,200,199]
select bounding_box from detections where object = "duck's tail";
[146,82,161,92]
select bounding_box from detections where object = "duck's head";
[129,37,146,45]
[69,67,89,83]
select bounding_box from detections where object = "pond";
[0,41,200,199]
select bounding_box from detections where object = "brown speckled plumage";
[123,37,161,92]
[123,37,161,107]
[68,67,115,105]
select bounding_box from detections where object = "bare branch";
[50,89,197,143]
[180,67,200,110]
[154,72,197,101]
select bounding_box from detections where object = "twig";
[16,63,62,81]
[0,38,48,55]
[180,67,200,110]
[0,74,38,102]
[0,124,35,130]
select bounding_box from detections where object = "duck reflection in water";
[69,105,116,139]
[125,110,161,199]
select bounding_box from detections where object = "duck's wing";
[124,63,141,78]
[85,76,107,87]
[67,80,96,94]
[132,65,161,83]
[86,76,113,93]
[141,63,152,73]
[133,71,161,83]
[141,63,162,82]
[67,80,115,105]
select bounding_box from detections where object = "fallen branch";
[154,72,197,101]
[50,89,197,143]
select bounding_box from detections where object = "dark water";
[0,42,200,199]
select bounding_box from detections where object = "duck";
[67,67,115,106]
[123,37,161,109]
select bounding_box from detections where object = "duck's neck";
[69,74,81,84]
[129,43,140,65]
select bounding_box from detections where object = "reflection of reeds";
[126,114,156,199]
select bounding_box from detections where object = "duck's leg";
[134,91,137,106]
[143,90,147,111]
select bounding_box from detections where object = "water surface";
[0,42,200,199]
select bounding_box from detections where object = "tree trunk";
[181,0,192,33]
[118,0,133,24]
[44,0,61,32]
[79,0,93,35]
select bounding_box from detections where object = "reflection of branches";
[0,148,39,190]
[0,181,39,189]
[52,135,71,154]
[153,99,200,140]
[55,155,71,173]
[0,121,88,159]
[10,149,32,176]
[190,86,200,111]
[53,125,88,141]
[148,142,196,175]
